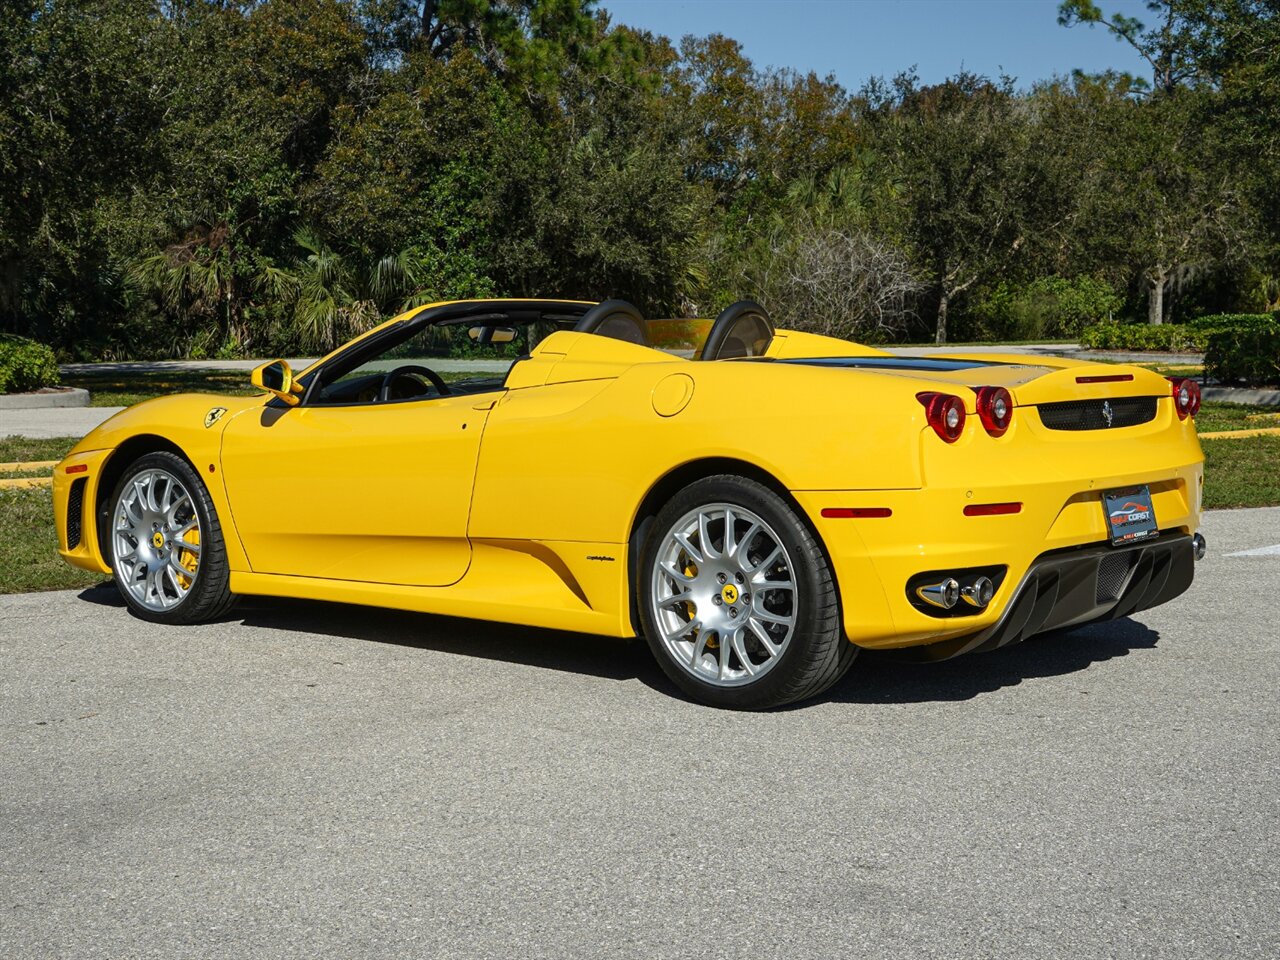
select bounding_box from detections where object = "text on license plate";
[1103,486,1159,545]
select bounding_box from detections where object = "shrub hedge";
[1078,323,1212,352]
[1080,313,1278,354]
[0,334,60,394]
[1187,312,1280,329]
[1204,327,1280,387]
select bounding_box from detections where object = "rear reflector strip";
[821,507,893,519]
[1075,374,1134,384]
[964,502,1022,516]
[64,464,88,475]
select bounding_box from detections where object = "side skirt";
[229,538,634,638]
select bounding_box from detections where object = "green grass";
[1,436,95,593]
[60,369,259,407]
[0,486,104,593]
[1141,363,1205,377]
[1202,435,1280,509]
[0,436,77,463]
[1196,401,1280,432]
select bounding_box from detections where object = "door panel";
[220,395,492,586]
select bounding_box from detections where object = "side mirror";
[251,359,302,406]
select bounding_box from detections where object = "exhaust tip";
[1193,532,1207,561]
[917,577,961,609]
[961,576,995,608]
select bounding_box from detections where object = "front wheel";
[638,475,856,709]
[107,451,235,624]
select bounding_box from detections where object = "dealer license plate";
[1103,486,1159,546]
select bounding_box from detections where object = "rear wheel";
[108,451,234,624]
[638,475,856,709]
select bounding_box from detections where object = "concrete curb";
[0,476,51,489]
[0,387,90,410]
[1202,386,1280,406]
[1199,427,1280,440]
[1064,349,1205,363]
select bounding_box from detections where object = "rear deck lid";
[773,354,1171,409]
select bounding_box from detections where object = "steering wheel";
[378,364,451,402]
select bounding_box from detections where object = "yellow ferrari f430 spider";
[55,299,1205,708]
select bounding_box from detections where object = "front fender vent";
[1037,396,1158,431]
[66,478,86,550]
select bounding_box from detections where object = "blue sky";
[599,0,1153,90]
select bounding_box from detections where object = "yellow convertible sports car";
[54,298,1206,709]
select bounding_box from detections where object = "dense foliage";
[1,0,1277,356]
[1079,322,1215,352]
[1081,312,1277,353]
[0,335,60,393]
[1205,327,1280,386]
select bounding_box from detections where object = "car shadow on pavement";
[237,597,663,684]
[77,583,659,682]
[821,618,1160,706]
[76,583,1159,705]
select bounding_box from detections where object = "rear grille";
[1096,551,1136,604]
[66,478,86,550]
[1037,396,1158,431]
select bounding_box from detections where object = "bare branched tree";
[744,216,924,341]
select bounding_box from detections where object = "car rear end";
[790,358,1204,657]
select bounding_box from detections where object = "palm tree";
[290,230,424,353]
[129,221,294,354]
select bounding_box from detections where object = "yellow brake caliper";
[175,528,200,588]
[684,558,716,648]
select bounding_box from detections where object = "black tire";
[107,450,236,624]
[637,475,857,709]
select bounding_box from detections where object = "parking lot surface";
[2,507,1277,959]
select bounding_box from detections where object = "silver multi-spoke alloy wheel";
[113,468,203,612]
[649,502,798,687]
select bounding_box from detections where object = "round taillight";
[1170,377,1202,420]
[916,391,967,442]
[975,385,1013,437]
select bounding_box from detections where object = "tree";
[0,0,169,349]
[483,22,700,311]
[862,73,1039,343]
[289,229,422,352]
[129,223,295,355]
[0,1,1274,356]
[1056,3,1270,321]
[1057,0,1209,94]
[1110,89,1253,323]
[744,215,922,342]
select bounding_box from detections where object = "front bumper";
[53,448,113,575]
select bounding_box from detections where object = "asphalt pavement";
[2,507,1278,959]
[0,405,127,440]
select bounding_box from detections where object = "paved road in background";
[0,405,127,439]
[2,508,1277,959]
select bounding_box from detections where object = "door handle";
[472,399,497,411]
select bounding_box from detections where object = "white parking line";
[1224,543,1280,557]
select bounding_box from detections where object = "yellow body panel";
[55,307,1203,652]
[219,391,492,586]
[55,393,264,576]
